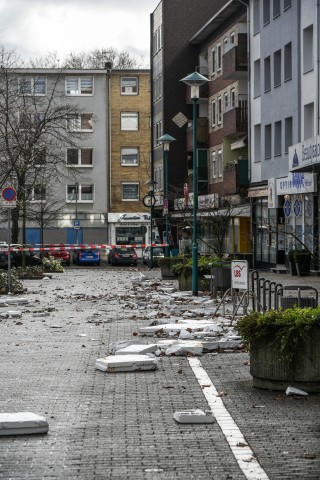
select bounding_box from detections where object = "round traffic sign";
[2,186,17,202]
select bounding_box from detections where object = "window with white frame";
[121,112,139,131]
[211,48,216,74]
[27,184,46,202]
[67,148,93,166]
[121,147,139,166]
[212,151,216,178]
[217,96,222,124]
[67,113,93,131]
[224,92,229,111]
[67,184,94,202]
[218,150,223,177]
[231,88,236,108]
[34,146,46,167]
[211,99,216,127]
[121,77,138,95]
[19,76,46,95]
[217,43,222,70]
[122,183,139,200]
[19,112,45,130]
[66,77,93,95]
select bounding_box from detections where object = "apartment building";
[107,70,152,247]
[150,0,226,246]
[248,0,320,268]
[0,67,151,247]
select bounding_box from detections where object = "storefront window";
[115,226,145,245]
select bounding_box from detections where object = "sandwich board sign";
[231,260,248,290]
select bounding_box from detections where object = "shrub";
[0,270,24,293]
[16,266,45,278]
[172,255,231,276]
[42,257,64,272]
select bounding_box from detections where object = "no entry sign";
[231,260,248,290]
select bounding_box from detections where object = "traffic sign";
[2,186,17,202]
[74,220,80,230]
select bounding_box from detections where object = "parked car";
[73,248,100,266]
[43,244,71,266]
[0,245,43,269]
[108,247,138,266]
[142,246,164,265]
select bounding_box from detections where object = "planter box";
[289,261,297,276]
[160,258,182,280]
[178,270,207,292]
[250,328,320,392]
[295,259,311,276]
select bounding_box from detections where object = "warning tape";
[0,243,168,252]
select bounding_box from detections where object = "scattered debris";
[0,412,49,435]
[286,386,309,396]
[173,409,215,424]
[115,344,158,355]
[0,310,22,318]
[166,341,203,356]
[96,354,159,372]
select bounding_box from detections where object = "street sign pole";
[7,208,11,294]
[1,187,17,294]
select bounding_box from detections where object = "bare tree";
[0,46,85,244]
[28,47,144,69]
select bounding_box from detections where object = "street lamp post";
[144,179,157,268]
[181,72,209,296]
[158,134,176,257]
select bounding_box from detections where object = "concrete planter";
[178,269,207,292]
[212,267,231,292]
[250,328,320,392]
[159,258,182,280]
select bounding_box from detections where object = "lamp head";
[158,133,176,151]
[180,71,209,99]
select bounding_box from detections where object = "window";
[67,113,93,131]
[284,0,291,10]
[19,112,45,130]
[211,48,216,74]
[67,184,94,202]
[224,92,229,111]
[217,96,222,124]
[211,100,216,127]
[263,0,270,25]
[217,44,222,70]
[28,185,46,202]
[303,25,314,74]
[218,150,223,177]
[231,88,236,108]
[212,151,216,178]
[284,42,292,81]
[121,112,139,131]
[122,183,139,200]
[66,77,93,95]
[274,50,281,87]
[264,56,271,92]
[254,59,261,97]
[254,124,261,163]
[274,121,282,156]
[121,147,139,166]
[273,0,280,18]
[304,103,314,140]
[265,124,272,159]
[230,32,235,44]
[284,116,293,153]
[67,148,93,166]
[121,77,138,95]
[19,76,46,95]
[34,147,46,167]
[253,0,260,34]
[154,120,162,145]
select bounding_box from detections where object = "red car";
[43,244,71,266]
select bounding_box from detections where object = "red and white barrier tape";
[0,243,168,252]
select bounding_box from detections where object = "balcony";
[223,102,248,137]
[222,34,248,80]
[186,117,208,151]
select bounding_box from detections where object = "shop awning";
[230,136,247,150]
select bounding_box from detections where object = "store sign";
[276,172,316,195]
[289,136,320,171]
[231,260,248,290]
[108,213,150,223]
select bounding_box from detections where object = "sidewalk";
[0,267,319,479]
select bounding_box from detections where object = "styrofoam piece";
[0,310,22,318]
[203,324,223,333]
[108,339,136,354]
[0,412,49,435]
[96,354,158,372]
[115,344,158,355]
[4,298,29,305]
[286,386,309,396]
[173,409,215,424]
[139,322,218,335]
[166,341,203,356]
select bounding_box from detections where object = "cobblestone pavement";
[0,266,319,479]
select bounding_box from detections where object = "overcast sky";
[0,0,160,64]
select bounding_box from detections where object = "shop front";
[107,212,151,258]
